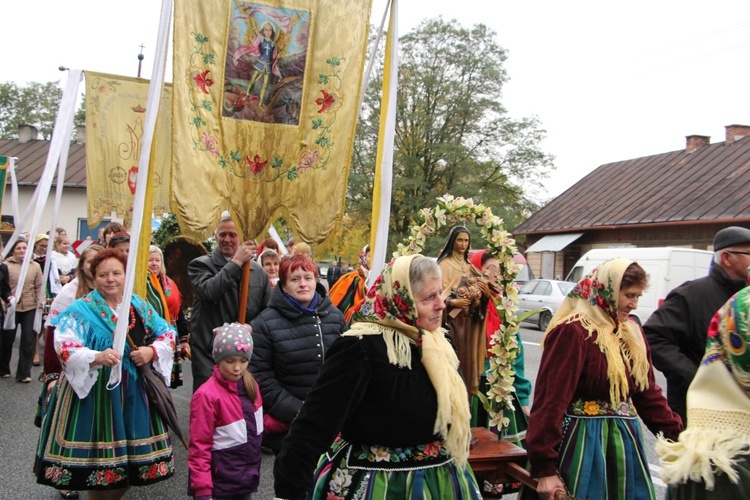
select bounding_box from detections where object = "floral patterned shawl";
[657,286,750,489]
[543,257,650,405]
[347,254,472,468]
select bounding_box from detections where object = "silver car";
[518,279,575,331]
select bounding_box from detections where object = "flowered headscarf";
[707,289,750,392]
[347,254,472,468]
[543,258,650,405]
[358,244,370,273]
[657,286,750,489]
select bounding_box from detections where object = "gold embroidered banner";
[84,71,172,228]
[172,0,372,243]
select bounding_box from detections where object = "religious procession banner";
[84,71,172,228]
[172,0,372,243]
[0,155,10,216]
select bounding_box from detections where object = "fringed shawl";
[657,286,750,489]
[543,257,650,405]
[347,254,472,468]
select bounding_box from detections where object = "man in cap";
[644,226,750,423]
[188,212,271,391]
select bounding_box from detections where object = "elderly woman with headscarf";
[656,286,750,498]
[328,244,370,323]
[525,258,683,500]
[436,226,490,398]
[273,255,481,499]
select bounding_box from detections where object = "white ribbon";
[107,0,173,389]
[367,0,399,288]
[3,70,82,330]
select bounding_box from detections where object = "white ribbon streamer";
[107,0,173,389]
[367,0,399,287]
[3,70,82,330]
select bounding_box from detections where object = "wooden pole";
[238,261,251,323]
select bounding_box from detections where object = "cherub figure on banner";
[224,3,310,125]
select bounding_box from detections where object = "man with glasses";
[645,226,750,423]
[188,212,271,391]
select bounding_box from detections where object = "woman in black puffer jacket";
[250,254,346,453]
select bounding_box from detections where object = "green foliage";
[152,212,181,249]
[347,18,555,254]
[0,81,63,139]
[0,81,87,141]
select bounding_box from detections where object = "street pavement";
[1,325,670,499]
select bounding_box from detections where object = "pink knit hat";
[212,322,253,363]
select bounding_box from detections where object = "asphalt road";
[1,325,671,499]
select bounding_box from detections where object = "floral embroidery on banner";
[186,20,344,182]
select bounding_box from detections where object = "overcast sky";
[5,0,750,201]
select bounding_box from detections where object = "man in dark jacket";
[189,213,272,391]
[644,226,750,423]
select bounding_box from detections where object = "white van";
[565,247,713,325]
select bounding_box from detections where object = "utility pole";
[137,44,145,78]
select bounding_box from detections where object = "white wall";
[1,186,100,239]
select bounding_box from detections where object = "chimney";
[685,135,710,152]
[18,124,38,143]
[75,125,86,144]
[725,124,750,144]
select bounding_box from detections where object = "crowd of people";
[3,218,750,499]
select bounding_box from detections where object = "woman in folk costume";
[147,245,190,388]
[273,255,481,499]
[36,244,102,500]
[35,249,176,497]
[657,286,750,498]
[437,226,490,397]
[524,258,682,500]
[328,244,370,323]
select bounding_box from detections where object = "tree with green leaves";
[0,81,63,139]
[346,18,554,255]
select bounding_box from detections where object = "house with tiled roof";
[514,124,750,280]
[0,125,109,241]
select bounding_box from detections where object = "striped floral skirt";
[35,369,174,491]
[557,399,656,500]
[310,437,482,499]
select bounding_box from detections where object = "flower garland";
[394,194,521,430]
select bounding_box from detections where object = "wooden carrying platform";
[468,427,538,491]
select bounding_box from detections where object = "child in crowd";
[189,323,263,500]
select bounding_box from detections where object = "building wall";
[523,224,739,280]
[2,186,96,240]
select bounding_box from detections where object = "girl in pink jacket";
[189,323,263,500]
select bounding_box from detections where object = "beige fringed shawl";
[657,287,750,489]
[542,257,650,405]
[346,254,472,469]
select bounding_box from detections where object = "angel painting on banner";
[224,2,310,125]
